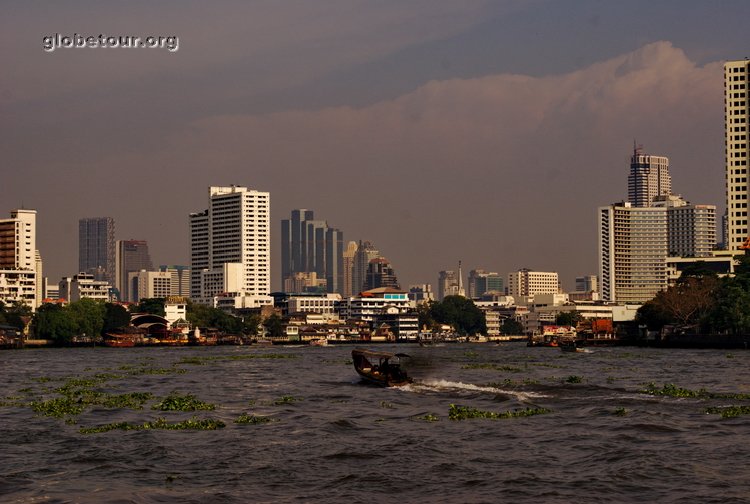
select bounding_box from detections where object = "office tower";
[160,265,191,297]
[281,209,344,294]
[342,241,358,298]
[725,59,750,250]
[189,186,270,303]
[575,275,598,293]
[0,209,40,309]
[79,217,115,283]
[468,269,504,298]
[628,146,671,207]
[598,202,668,303]
[115,240,153,302]
[507,268,560,298]
[653,195,717,257]
[364,258,400,290]
[437,270,458,301]
[325,228,344,294]
[352,241,379,295]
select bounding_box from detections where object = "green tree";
[500,319,524,336]
[103,303,131,333]
[430,296,487,335]
[0,301,32,330]
[186,302,245,334]
[68,298,106,339]
[263,313,284,337]
[33,303,76,344]
[131,298,166,316]
[416,301,436,330]
[555,311,582,327]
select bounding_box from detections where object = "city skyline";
[2,2,748,291]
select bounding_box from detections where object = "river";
[1,343,749,503]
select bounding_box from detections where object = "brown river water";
[1,343,750,503]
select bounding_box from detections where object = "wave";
[404,379,547,401]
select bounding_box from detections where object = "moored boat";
[351,348,412,387]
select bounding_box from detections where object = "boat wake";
[404,379,547,401]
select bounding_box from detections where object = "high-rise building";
[0,209,40,309]
[342,241,358,298]
[653,195,717,257]
[78,217,115,284]
[575,275,598,293]
[507,268,559,298]
[352,241,379,295]
[468,269,504,299]
[438,270,463,300]
[189,186,270,305]
[160,265,191,297]
[598,202,668,303]
[365,257,400,290]
[280,209,344,294]
[115,240,154,302]
[628,146,671,207]
[725,59,750,250]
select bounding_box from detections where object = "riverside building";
[0,209,41,309]
[598,202,668,303]
[725,59,750,250]
[189,186,271,308]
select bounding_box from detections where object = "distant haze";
[2,0,747,291]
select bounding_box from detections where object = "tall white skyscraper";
[725,59,750,249]
[190,186,270,306]
[598,202,668,303]
[628,146,671,207]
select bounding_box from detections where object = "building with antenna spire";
[628,143,671,207]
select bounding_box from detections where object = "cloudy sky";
[2,0,748,291]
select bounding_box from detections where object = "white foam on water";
[403,378,547,400]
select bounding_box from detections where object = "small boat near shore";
[351,348,412,387]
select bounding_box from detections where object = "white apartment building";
[59,273,112,302]
[507,269,559,298]
[0,209,41,309]
[127,270,173,302]
[725,59,750,250]
[599,202,668,303]
[287,293,342,316]
[653,195,716,257]
[190,186,271,307]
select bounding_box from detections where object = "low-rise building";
[59,273,112,302]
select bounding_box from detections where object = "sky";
[2,0,749,292]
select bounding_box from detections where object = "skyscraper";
[628,145,671,207]
[364,257,400,290]
[342,241,358,298]
[190,186,270,304]
[725,59,750,250]
[280,209,344,294]
[115,240,154,302]
[468,269,504,298]
[79,217,115,283]
[353,241,379,295]
[598,202,668,303]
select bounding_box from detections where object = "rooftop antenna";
[458,260,464,296]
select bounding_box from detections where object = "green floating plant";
[152,392,215,412]
[79,416,225,434]
[234,413,278,425]
[705,405,750,419]
[448,404,551,421]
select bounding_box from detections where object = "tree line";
[636,256,750,335]
[21,298,262,345]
